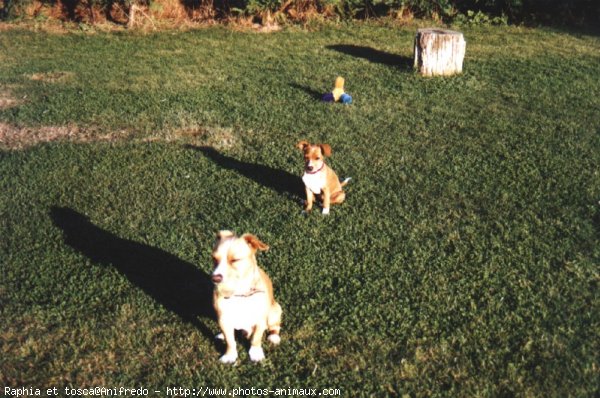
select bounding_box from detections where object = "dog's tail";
[340,177,352,187]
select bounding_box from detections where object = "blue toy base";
[340,93,353,104]
[321,92,352,104]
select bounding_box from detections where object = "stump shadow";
[327,44,413,71]
[50,206,215,340]
[186,145,304,200]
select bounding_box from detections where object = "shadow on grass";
[593,208,600,238]
[186,145,304,199]
[50,206,216,340]
[327,44,413,71]
[289,83,324,101]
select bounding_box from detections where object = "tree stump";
[414,29,466,77]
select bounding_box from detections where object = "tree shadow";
[186,145,304,200]
[327,44,413,71]
[289,83,324,101]
[50,206,216,340]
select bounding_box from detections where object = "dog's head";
[296,141,331,173]
[211,230,269,293]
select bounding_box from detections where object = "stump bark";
[414,29,466,77]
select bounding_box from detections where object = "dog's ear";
[242,234,269,251]
[216,230,235,242]
[320,144,332,157]
[296,140,309,151]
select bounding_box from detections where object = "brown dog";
[297,141,350,215]
[211,230,282,363]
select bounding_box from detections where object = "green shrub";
[1,0,31,19]
[1,0,598,28]
[453,0,600,27]
[454,9,508,26]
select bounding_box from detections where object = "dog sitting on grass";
[297,140,350,215]
[211,230,282,363]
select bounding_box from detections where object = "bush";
[2,0,28,19]
[2,0,598,28]
[453,0,600,27]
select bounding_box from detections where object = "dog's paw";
[248,346,265,362]
[268,333,281,345]
[322,208,330,215]
[215,333,224,340]
[219,352,238,364]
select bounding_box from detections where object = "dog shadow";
[50,206,216,340]
[186,145,304,199]
[327,44,413,71]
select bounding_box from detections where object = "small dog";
[297,141,350,214]
[211,230,282,363]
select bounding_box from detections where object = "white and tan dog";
[297,140,350,215]
[211,230,282,363]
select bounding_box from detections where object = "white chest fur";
[218,292,269,332]
[302,171,326,194]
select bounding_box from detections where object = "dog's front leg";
[304,187,315,213]
[321,187,331,215]
[248,323,267,362]
[219,323,238,364]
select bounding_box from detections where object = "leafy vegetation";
[2,0,599,29]
[1,23,599,396]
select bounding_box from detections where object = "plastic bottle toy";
[322,76,352,104]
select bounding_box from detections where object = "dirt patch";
[0,123,125,150]
[153,125,241,151]
[253,22,282,33]
[0,89,22,109]
[28,71,74,83]
[0,122,242,151]
[0,98,19,109]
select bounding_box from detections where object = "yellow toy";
[332,77,346,101]
[322,76,353,104]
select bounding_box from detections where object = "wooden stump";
[414,28,466,77]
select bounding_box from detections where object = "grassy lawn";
[1,22,599,396]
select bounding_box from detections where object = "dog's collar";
[305,164,325,175]
[225,287,265,299]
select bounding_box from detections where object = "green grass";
[1,22,600,397]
